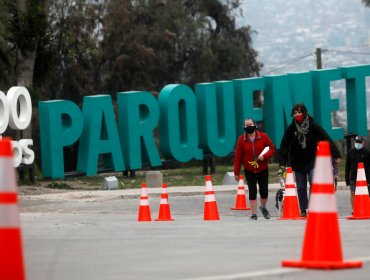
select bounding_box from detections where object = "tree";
[363,0,370,7]
[183,0,261,84]
[0,43,12,88]
[1,0,49,89]
[35,0,103,103]
[98,0,262,94]
[0,0,49,142]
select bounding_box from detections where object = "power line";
[326,49,370,55]
[320,47,370,68]
[264,52,313,74]
[262,46,370,75]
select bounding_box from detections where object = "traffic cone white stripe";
[0,205,20,227]
[237,189,245,195]
[357,174,366,181]
[357,168,366,181]
[160,198,168,204]
[205,194,216,202]
[286,176,294,185]
[308,193,337,213]
[355,186,369,195]
[140,199,149,206]
[205,181,213,191]
[140,188,148,196]
[0,148,20,228]
[312,156,333,184]
[284,188,297,197]
[0,159,17,191]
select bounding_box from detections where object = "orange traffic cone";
[231,175,251,210]
[347,162,370,220]
[0,137,25,280]
[155,183,174,221]
[278,167,305,220]
[203,175,220,220]
[138,183,152,222]
[282,141,362,269]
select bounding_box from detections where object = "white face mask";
[354,143,363,150]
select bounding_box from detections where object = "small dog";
[275,188,284,218]
[275,169,286,218]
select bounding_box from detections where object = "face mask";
[244,125,256,134]
[294,115,305,123]
[354,143,363,150]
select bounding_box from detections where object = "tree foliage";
[98,0,261,94]
[34,0,103,102]
[0,0,48,88]
[1,0,261,101]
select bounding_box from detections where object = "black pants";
[244,168,269,200]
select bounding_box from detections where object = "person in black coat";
[279,104,341,217]
[345,135,370,210]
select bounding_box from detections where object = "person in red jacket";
[234,118,276,220]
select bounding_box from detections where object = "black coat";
[279,119,341,172]
[345,148,370,186]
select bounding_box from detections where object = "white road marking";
[182,256,370,280]
[182,267,300,280]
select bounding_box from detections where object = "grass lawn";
[32,160,346,191]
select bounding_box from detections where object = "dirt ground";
[18,183,69,196]
[17,179,94,196]
[18,184,67,196]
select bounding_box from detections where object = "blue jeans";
[294,169,313,211]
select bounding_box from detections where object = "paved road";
[19,186,370,280]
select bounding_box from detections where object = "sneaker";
[250,214,257,220]
[300,209,307,217]
[260,206,270,219]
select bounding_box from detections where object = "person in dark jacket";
[279,104,341,217]
[234,118,276,220]
[345,135,370,210]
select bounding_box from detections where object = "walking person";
[234,118,276,220]
[279,104,341,217]
[345,135,370,212]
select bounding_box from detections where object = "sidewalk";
[20,181,348,203]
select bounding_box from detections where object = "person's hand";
[335,158,341,164]
[257,155,264,161]
[235,175,240,182]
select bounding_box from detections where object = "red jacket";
[234,131,276,175]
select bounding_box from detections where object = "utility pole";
[315,47,322,69]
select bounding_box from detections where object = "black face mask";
[244,125,256,134]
